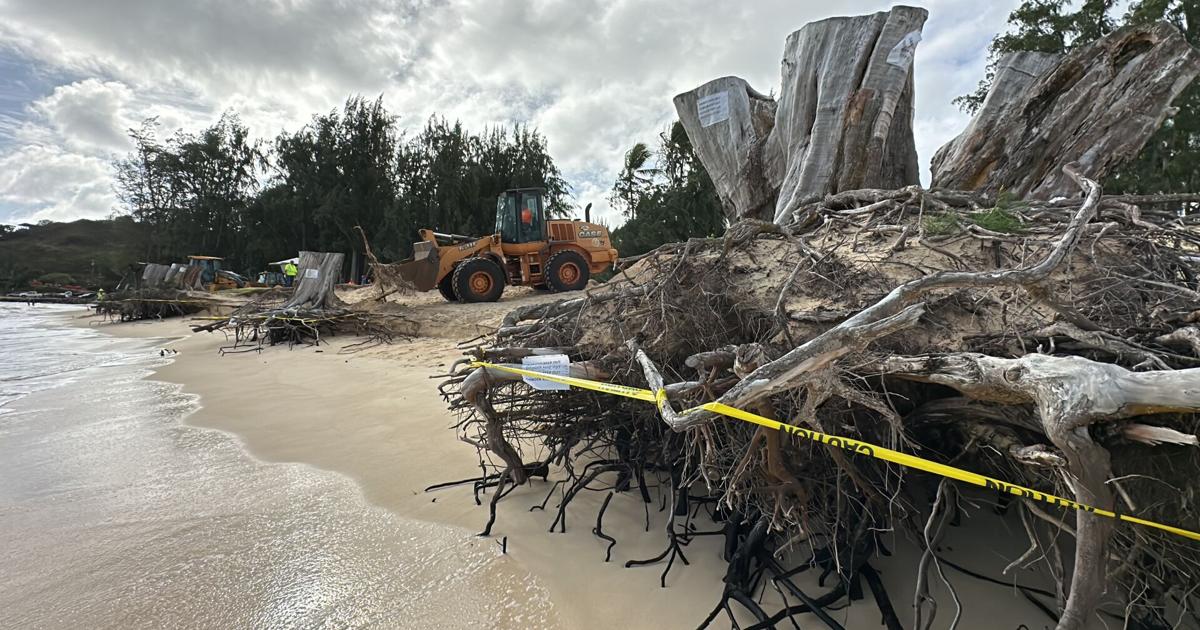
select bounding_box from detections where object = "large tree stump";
[140,263,170,289]
[672,77,778,223]
[675,6,927,223]
[931,22,1200,198]
[284,251,344,310]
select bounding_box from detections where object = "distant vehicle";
[187,255,247,291]
[18,291,39,298]
[256,270,286,286]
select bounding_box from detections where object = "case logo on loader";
[579,228,603,239]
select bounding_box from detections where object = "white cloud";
[0,145,115,222]
[33,78,136,152]
[0,0,1021,225]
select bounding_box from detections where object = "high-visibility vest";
[284,263,297,277]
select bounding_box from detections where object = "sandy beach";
[67,305,735,629]
[22,291,1062,630]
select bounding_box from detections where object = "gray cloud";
[0,0,1018,225]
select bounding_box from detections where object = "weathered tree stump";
[675,6,927,223]
[932,22,1200,197]
[284,251,344,310]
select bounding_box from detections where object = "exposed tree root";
[434,170,1200,628]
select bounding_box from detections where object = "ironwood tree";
[113,96,570,276]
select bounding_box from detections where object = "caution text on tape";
[469,361,1200,542]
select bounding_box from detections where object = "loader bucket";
[395,240,441,291]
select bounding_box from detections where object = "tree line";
[112,94,728,281]
[114,96,574,277]
[608,121,726,257]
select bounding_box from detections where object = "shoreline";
[61,308,1059,629]
[66,309,733,629]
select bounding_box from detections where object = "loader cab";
[187,255,223,285]
[496,188,547,244]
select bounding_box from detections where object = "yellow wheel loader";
[397,188,618,302]
[187,255,246,291]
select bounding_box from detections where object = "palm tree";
[612,142,659,219]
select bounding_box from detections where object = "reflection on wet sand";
[0,306,555,629]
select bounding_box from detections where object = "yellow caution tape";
[470,362,660,403]
[470,361,1200,542]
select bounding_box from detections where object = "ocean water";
[0,304,553,629]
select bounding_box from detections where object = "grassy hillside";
[0,217,148,291]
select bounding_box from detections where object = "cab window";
[518,192,544,243]
[497,194,518,242]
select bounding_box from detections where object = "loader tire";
[545,250,589,293]
[452,258,505,303]
[437,266,459,302]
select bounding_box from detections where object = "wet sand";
[2,305,555,629]
[77,314,731,629]
[57,308,1060,629]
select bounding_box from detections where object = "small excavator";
[397,188,618,302]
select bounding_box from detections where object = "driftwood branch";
[683,165,1100,427]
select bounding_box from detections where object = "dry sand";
[66,289,1063,629]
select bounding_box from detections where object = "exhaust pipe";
[584,202,592,223]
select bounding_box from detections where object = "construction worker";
[97,288,105,302]
[283,261,298,287]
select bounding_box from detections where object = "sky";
[0,0,1020,227]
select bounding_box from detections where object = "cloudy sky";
[0,0,1019,226]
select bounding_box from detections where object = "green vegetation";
[111,96,569,279]
[968,208,1023,233]
[959,0,1200,196]
[967,190,1026,233]
[609,121,727,257]
[923,212,961,236]
[37,273,77,285]
[0,217,147,291]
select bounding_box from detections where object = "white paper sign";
[304,268,319,279]
[697,91,730,127]
[886,30,922,67]
[521,354,570,391]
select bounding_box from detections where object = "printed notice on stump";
[697,91,730,127]
[304,268,319,279]
[521,354,570,391]
[886,30,922,67]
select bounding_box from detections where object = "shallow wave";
[0,305,555,629]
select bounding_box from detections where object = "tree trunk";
[674,6,926,224]
[931,22,1200,198]
[284,251,344,310]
